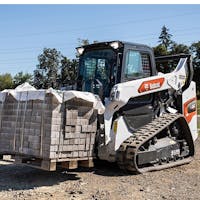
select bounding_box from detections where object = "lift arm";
[104,58,189,144]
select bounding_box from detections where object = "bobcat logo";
[138,78,165,93]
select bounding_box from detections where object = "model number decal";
[138,78,165,93]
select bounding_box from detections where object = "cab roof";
[77,40,152,51]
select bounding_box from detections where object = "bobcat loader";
[76,41,198,173]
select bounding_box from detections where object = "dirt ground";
[0,138,200,200]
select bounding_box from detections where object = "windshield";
[78,49,117,98]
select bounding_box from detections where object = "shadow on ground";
[0,162,80,192]
[0,159,131,192]
[68,160,132,177]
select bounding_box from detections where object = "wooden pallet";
[13,155,94,171]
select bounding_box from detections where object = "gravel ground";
[0,138,200,200]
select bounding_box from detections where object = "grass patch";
[198,100,200,115]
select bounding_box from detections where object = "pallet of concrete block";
[62,97,98,158]
[0,85,63,165]
[0,83,105,171]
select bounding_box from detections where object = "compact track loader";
[76,41,198,173]
[0,41,197,173]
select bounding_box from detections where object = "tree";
[59,56,72,86]
[78,38,90,46]
[0,73,13,91]
[59,57,78,88]
[33,48,61,89]
[77,38,99,46]
[190,41,200,96]
[158,26,173,50]
[153,44,169,57]
[190,41,200,64]
[70,59,78,83]
[170,43,189,55]
[13,71,33,88]
[33,69,45,89]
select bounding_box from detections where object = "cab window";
[125,50,151,79]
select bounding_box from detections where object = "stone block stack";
[0,88,98,162]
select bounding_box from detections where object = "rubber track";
[117,113,194,174]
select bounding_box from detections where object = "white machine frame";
[98,58,197,161]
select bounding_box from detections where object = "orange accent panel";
[138,78,165,93]
[183,97,197,123]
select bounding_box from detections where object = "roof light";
[109,41,120,49]
[76,47,84,56]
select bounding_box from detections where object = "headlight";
[76,47,84,56]
[109,41,120,49]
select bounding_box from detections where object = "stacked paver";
[0,87,98,161]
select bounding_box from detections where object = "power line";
[0,27,199,54]
[0,37,198,65]
[0,11,199,39]
[0,53,75,64]
[0,31,199,57]
[0,42,76,52]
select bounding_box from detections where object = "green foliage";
[33,69,45,89]
[154,43,190,57]
[156,26,189,56]
[59,56,71,85]
[154,27,200,96]
[193,67,200,97]
[190,41,200,97]
[0,31,198,95]
[70,59,78,79]
[59,57,78,87]
[190,41,200,66]
[170,43,189,55]
[153,44,168,57]
[0,73,13,91]
[13,71,32,88]
[158,26,173,50]
[34,48,61,89]
[33,48,79,89]
[78,38,99,46]
[78,38,90,46]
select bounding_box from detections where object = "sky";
[0,4,200,75]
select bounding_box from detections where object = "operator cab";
[77,41,158,131]
[76,41,157,101]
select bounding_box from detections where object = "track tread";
[116,113,194,174]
